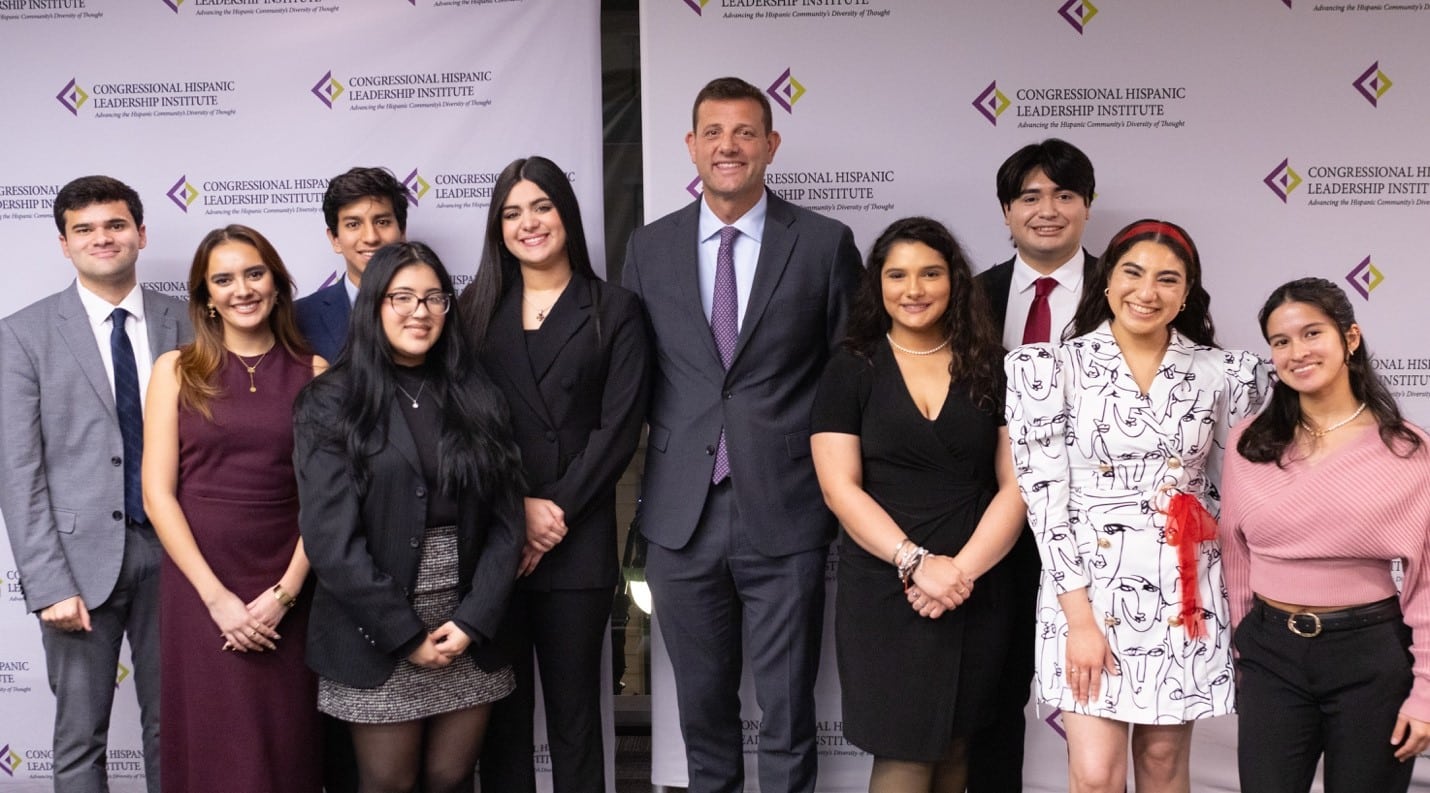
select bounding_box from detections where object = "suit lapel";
[385,399,424,479]
[730,194,795,365]
[323,284,351,353]
[526,273,592,383]
[671,202,724,369]
[141,288,181,360]
[488,288,555,426]
[56,285,118,415]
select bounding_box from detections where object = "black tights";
[348,704,494,793]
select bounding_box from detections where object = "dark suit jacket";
[0,284,190,612]
[293,377,523,687]
[621,191,862,556]
[479,273,650,590]
[294,280,351,363]
[976,250,1100,338]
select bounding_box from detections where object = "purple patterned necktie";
[710,225,739,483]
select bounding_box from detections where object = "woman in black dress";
[811,217,1025,792]
[460,155,650,792]
[293,242,525,793]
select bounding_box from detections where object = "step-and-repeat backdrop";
[0,2,606,791]
[640,1,1429,791]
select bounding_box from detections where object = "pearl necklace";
[886,333,950,356]
[1300,402,1367,438]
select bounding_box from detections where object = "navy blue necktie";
[110,308,146,525]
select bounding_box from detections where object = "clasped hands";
[518,497,567,577]
[904,554,973,619]
[211,587,287,653]
[406,621,472,669]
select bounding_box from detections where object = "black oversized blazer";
[294,376,524,688]
[479,272,650,591]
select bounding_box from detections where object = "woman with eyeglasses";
[1222,277,1430,793]
[293,241,526,793]
[459,155,650,793]
[142,224,324,792]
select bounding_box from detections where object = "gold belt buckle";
[1287,611,1323,638]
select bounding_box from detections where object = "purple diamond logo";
[766,68,806,115]
[55,78,89,116]
[1353,61,1392,107]
[402,168,430,207]
[686,175,703,200]
[1283,0,1292,6]
[318,271,341,290]
[1058,0,1099,34]
[1,744,21,777]
[683,0,707,13]
[161,0,182,11]
[971,81,1010,126]
[1044,708,1067,740]
[166,176,198,212]
[1346,256,1383,300]
[1262,158,1302,203]
[311,71,344,109]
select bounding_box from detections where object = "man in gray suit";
[622,76,862,793]
[0,176,189,793]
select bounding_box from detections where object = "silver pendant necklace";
[395,380,427,409]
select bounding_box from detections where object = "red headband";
[1111,220,1194,256]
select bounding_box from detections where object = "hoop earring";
[1103,288,1109,297]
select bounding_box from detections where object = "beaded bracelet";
[895,544,929,590]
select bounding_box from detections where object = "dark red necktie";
[1022,277,1056,345]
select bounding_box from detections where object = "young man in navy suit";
[623,76,862,793]
[294,166,408,361]
[970,138,1098,793]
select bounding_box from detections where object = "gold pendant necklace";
[233,351,269,393]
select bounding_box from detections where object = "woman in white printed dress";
[1004,218,1268,793]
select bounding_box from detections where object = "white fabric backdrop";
[639,1,1430,790]
[0,1,606,790]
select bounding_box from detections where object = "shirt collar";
[75,280,144,328]
[698,190,768,245]
[1012,249,1086,294]
[344,272,360,307]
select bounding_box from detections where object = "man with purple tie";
[622,76,862,793]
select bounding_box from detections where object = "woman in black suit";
[293,242,525,793]
[460,155,650,793]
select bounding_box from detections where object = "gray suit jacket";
[622,191,862,556]
[0,282,189,613]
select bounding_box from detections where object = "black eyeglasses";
[385,292,452,317]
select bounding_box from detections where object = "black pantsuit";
[477,273,650,792]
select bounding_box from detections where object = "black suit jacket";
[293,377,523,687]
[622,191,863,556]
[479,273,650,590]
[295,280,351,363]
[976,250,1100,339]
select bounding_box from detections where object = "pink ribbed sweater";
[1221,420,1430,721]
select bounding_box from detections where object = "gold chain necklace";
[233,351,269,393]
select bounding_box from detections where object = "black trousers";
[1236,598,1416,793]
[966,525,1039,793]
[480,587,614,793]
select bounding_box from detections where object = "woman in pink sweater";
[1222,277,1430,793]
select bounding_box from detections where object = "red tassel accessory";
[1162,493,1218,640]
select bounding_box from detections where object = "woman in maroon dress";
[142,224,325,793]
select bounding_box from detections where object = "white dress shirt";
[1001,250,1086,350]
[696,191,768,326]
[74,282,156,412]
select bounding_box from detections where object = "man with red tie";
[970,138,1098,793]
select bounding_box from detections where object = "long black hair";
[1237,277,1420,465]
[458,155,598,349]
[1068,218,1218,347]
[844,216,1005,411]
[296,241,524,499]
